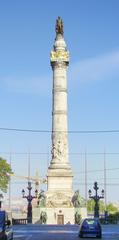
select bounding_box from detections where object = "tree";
[0,157,12,192]
[87,199,95,213]
[106,203,118,214]
[87,199,105,213]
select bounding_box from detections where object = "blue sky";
[0,0,119,203]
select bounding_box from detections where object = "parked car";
[79,218,102,238]
[0,210,13,240]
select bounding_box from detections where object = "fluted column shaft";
[50,61,69,168]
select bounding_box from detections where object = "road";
[13,224,119,240]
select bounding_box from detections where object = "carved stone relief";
[46,192,73,208]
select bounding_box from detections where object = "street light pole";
[22,181,38,223]
[88,182,104,218]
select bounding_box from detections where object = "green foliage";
[87,199,105,213]
[106,203,118,213]
[99,200,105,212]
[0,157,12,192]
[87,199,95,212]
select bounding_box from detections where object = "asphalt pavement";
[13,224,119,240]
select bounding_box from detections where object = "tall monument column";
[50,18,71,169]
[46,18,74,224]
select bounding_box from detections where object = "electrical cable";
[1,127,119,134]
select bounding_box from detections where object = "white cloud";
[1,76,51,96]
[1,50,119,94]
[69,50,119,84]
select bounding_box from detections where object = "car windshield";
[84,219,98,227]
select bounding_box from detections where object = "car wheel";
[97,233,102,239]
[79,233,83,238]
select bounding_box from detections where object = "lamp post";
[88,182,104,218]
[22,181,38,223]
[0,193,3,210]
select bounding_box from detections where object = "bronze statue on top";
[56,16,64,36]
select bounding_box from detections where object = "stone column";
[50,38,70,169]
[47,17,73,192]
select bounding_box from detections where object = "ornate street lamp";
[22,181,38,223]
[0,193,3,210]
[88,182,104,218]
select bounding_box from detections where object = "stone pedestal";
[47,168,73,192]
[32,207,87,224]
[33,207,75,224]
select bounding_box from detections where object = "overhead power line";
[1,151,119,155]
[1,127,119,134]
[74,182,119,186]
[0,127,50,133]
[74,167,119,174]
